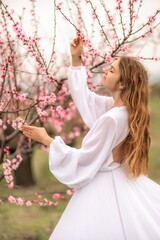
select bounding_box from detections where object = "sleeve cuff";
[49,136,72,168]
[68,65,85,70]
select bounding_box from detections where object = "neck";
[111,91,125,107]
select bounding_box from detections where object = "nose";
[103,67,109,74]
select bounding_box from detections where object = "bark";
[14,152,35,187]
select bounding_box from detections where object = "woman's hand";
[70,38,83,66]
[21,125,53,147]
[70,38,83,57]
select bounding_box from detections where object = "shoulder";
[99,106,129,127]
[98,107,129,141]
[106,106,128,118]
[94,110,118,129]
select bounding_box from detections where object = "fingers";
[22,130,32,140]
[71,39,78,47]
[74,38,79,45]
[71,41,76,47]
[21,125,36,139]
[21,126,35,141]
[21,125,35,130]
[71,38,83,47]
[23,131,31,138]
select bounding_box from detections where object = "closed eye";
[110,66,115,73]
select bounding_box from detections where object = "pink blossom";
[53,201,59,206]
[66,188,76,196]
[48,201,54,206]
[38,201,43,206]
[3,146,10,155]
[16,154,23,161]
[7,119,11,124]
[36,107,47,117]
[104,56,113,64]
[6,159,12,166]
[153,57,160,61]
[135,14,138,20]
[12,164,19,170]
[121,45,129,53]
[0,119,3,126]
[19,93,28,100]
[12,158,17,164]
[55,5,61,10]
[4,169,11,176]
[76,31,84,39]
[26,201,32,206]
[6,175,13,182]
[56,105,63,114]
[8,195,16,203]
[8,182,14,189]
[16,197,24,206]
[0,74,5,79]
[35,192,42,198]
[52,193,61,199]
[3,162,8,169]
[12,122,17,129]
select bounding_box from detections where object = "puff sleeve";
[49,114,117,189]
[67,66,114,129]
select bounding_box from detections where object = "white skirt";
[49,166,160,240]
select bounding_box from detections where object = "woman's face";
[100,59,121,92]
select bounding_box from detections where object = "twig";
[87,0,111,47]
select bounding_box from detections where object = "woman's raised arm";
[68,38,114,128]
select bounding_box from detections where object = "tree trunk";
[14,152,35,187]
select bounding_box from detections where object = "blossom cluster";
[3,6,43,67]
[115,0,123,14]
[76,31,101,66]
[7,195,58,207]
[0,64,6,79]
[11,117,25,130]
[0,188,76,206]
[3,154,23,189]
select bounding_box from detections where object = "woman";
[22,38,160,240]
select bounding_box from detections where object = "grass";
[0,84,160,239]
[0,205,67,240]
[0,149,68,240]
[148,84,160,183]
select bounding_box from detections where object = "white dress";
[49,66,160,240]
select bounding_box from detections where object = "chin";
[100,81,107,88]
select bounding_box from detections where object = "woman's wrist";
[71,55,82,66]
[43,136,54,147]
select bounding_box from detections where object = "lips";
[102,75,106,81]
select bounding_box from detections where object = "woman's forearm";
[43,136,54,147]
[71,56,82,66]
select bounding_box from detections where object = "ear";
[118,81,125,90]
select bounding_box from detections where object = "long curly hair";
[119,56,151,179]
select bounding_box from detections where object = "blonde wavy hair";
[119,56,151,179]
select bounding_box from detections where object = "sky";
[2,0,160,83]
